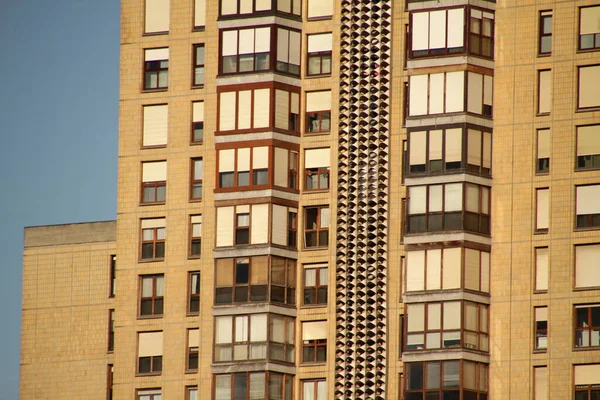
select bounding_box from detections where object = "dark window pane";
[193,122,204,142]
[316,346,326,362]
[318,231,329,247]
[429,214,443,231]
[408,215,426,233]
[426,393,440,400]
[541,37,552,53]
[234,373,247,400]
[191,239,201,256]
[302,347,314,362]
[250,285,268,302]
[220,172,235,188]
[238,171,250,186]
[234,286,248,302]
[406,394,423,400]
[153,356,162,372]
[138,357,151,373]
[253,169,268,185]
[575,392,588,400]
[443,391,460,400]
[154,299,163,315]
[236,264,249,284]
[142,243,154,259]
[236,229,249,244]
[592,307,600,326]
[304,288,316,304]
[188,353,198,370]
[140,300,153,315]
[189,297,200,313]
[407,363,424,390]
[444,213,462,230]
[287,288,295,305]
[271,286,285,303]
[305,208,318,229]
[155,242,165,258]
[215,287,233,304]
[318,287,327,304]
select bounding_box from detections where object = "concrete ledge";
[212,303,297,317]
[405,173,492,187]
[403,290,490,304]
[407,0,495,12]
[211,361,296,375]
[212,245,298,259]
[402,350,490,363]
[24,221,116,248]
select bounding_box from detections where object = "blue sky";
[0,1,120,398]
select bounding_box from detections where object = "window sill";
[572,346,600,351]
[138,258,164,263]
[572,286,600,292]
[303,246,329,251]
[533,290,548,295]
[138,315,163,320]
[537,53,552,58]
[304,132,330,136]
[575,166,600,172]
[140,202,166,206]
[190,141,203,146]
[305,74,332,79]
[107,350,114,354]
[307,16,333,21]
[536,112,551,117]
[576,107,600,113]
[574,226,600,232]
[185,369,198,374]
[189,198,203,203]
[143,31,169,36]
[141,145,167,150]
[188,255,202,260]
[577,48,600,54]
[191,84,205,90]
[187,312,200,317]
[303,189,330,194]
[142,88,168,93]
[300,362,327,367]
[534,229,548,235]
[136,372,162,377]
[533,349,547,354]
[535,171,550,176]
[192,26,206,32]
[302,303,328,309]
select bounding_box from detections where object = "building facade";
[20,0,600,399]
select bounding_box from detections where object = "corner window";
[469,9,494,58]
[576,125,600,170]
[220,0,272,17]
[539,11,552,54]
[303,264,328,305]
[276,28,301,76]
[142,104,168,147]
[137,332,163,375]
[578,65,600,109]
[214,372,293,400]
[141,161,167,204]
[145,0,169,34]
[187,328,199,371]
[575,305,600,348]
[405,360,488,399]
[579,6,600,50]
[141,218,165,259]
[215,204,270,247]
[304,206,329,248]
[140,274,164,317]
[410,8,465,58]
[307,33,332,76]
[576,185,600,229]
[306,91,331,134]
[218,87,271,132]
[302,321,327,363]
[193,44,205,86]
[190,215,202,257]
[221,27,271,74]
[190,158,203,200]
[304,148,330,191]
[275,89,300,133]
[534,307,548,350]
[537,128,550,173]
[144,48,169,90]
[575,244,600,288]
[188,271,200,314]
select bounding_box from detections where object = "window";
[307,0,332,19]
[191,158,203,200]
[579,6,600,50]
[575,244,600,288]
[140,274,164,316]
[406,301,488,352]
[408,127,491,177]
[145,0,169,33]
[536,188,549,232]
[187,386,198,400]
[218,147,270,189]
[405,360,488,399]
[307,33,332,76]
[275,89,300,132]
[409,72,467,116]
[141,161,167,204]
[469,9,494,57]
[189,215,202,257]
[303,379,327,400]
[214,372,293,400]
[576,185,600,229]
[109,255,116,297]
[406,247,490,293]
[221,27,271,74]
[194,0,205,29]
[275,0,300,15]
[188,271,200,313]
[538,69,552,114]
[276,28,301,76]
[215,204,270,247]
[220,0,271,16]
[187,329,199,371]
[143,104,168,147]
[304,148,330,191]
[410,8,465,58]
[144,48,169,90]
[218,87,271,132]
[576,125,600,169]
[578,65,600,109]
[467,72,493,116]
[107,364,113,400]
[304,206,329,248]
[288,208,298,247]
[575,305,600,348]
[574,364,600,399]
[108,309,115,352]
[539,11,552,54]
[407,183,490,234]
[138,389,162,400]
[138,331,163,374]
[215,256,296,305]
[535,247,548,292]
[534,307,548,350]
[192,45,205,87]
[141,218,165,259]
[537,128,550,173]
[534,366,547,400]
[306,91,331,134]
[303,264,327,305]
[271,204,298,248]
[191,102,204,144]
[302,321,327,363]
[214,313,294,363]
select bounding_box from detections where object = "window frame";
[408,6,467,59]
[303,264,328,306]
[136,388,162,400]
[306,33,332,77]
[537,69,552,115]
[536,128,550,174]
[302,379,327,400]
[534,306,548,351]
[576,124,600,171]
[193,44,205,87]
[107,364,113,400]
[109,254,116,297]
[538,11,552,55]
[306,110,331,134]
[579,6,600,51]
[140,161,167,205]
[190,158,203,201]
[140,220,165,260]
[189,215,202,258]
[404,360,488,399]
[574,305,600,349]
[139,274,165,318]
[186,386,199,400]
[575,184,600,230]
[187,328,199,372]
[468,8,494,58]
[535,187,549,233]
[578,65,600,110]
[212,371,294,400]
[301,321,327,364]
[219,25,273,75]
[137,330,163,375]
[188,271,200,315]
[143,48,169,91]
[304,205,329,248]
[108,309,115,353]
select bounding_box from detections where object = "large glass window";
[303,264,328,305]
[144,48,169,90]
[221,27,271,74]
[578,65,600,109]
[141,218,165,259]
[302,321,327,363]
[576,185,600,229]
[214,372,293,400]
[576,125,600,170]
[539,11,552,54]
[141,161,166,204]
[579,6,600,50]
[574,364,600,400]
[140,275,164,317]
[469,9,494,57]
[410,8,465,58]
[304,206,329,248]
[575,305,600,348]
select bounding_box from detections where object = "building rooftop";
[24,220,116,248]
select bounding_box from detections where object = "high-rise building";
[20,0,600,399]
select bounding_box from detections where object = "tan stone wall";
[493,1,600,399]
[21,226,116,399]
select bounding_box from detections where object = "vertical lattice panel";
[336,0,391,399]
